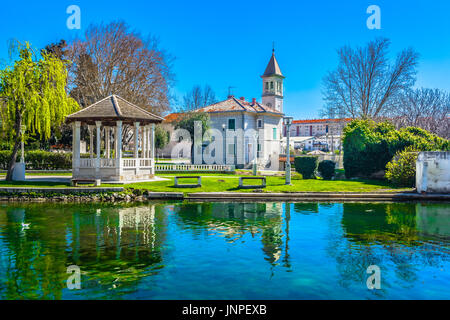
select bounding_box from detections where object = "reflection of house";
[174,202,286,265]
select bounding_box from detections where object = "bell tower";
[261,48,284,112]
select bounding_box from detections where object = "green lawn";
[0,172,412,193]
[108,176,411,194]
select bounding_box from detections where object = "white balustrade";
[100,158,116,168]
[80,158,94,168]
[155,164,234,172]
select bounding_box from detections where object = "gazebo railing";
[155,164,234,172]
[78,157,154,169]
[122,158,154,169]
[100,158,116,168]
[80,158,94,168]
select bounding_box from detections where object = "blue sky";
[1,0,449,119]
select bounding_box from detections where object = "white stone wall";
[208,112,282,168]
[416,152,450,194]
[258,114,282,170]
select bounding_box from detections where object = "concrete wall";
[416,151,450,194]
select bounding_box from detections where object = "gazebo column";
[95,121,101,177]
[142,125,148,158]
[134,122,140,173]
[72,121,81,177]
[105,127,110,159]
[88,125,94,159]
[151,123,155,174]
[115,121,123,178]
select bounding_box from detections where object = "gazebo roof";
[66,95,164,125]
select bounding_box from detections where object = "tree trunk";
[5,115,22,181]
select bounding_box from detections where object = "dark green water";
[0,201,449,300]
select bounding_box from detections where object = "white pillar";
[105,127,110,159]
[146,126,151,158]
[143,126,148,158]
[88,125,94,158]
[73,121,81,176]
[151,123,155,159]
[115,121,123,177]
[134,122,140,158]
[95,121,101,175]
[134,122,140,173]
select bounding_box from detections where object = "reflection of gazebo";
[65,95,163,182]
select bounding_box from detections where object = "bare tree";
[322,38,419,119]
[66,21,174,147]
[390,88,450,138]
[180,85,217,111]
[66,21,174,115]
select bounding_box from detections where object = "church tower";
[261,49,284,112]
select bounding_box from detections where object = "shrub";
[294,156,318,179]
[385,147,418,187]
[342,120,449,178]
[0,150,72,170]
[291,172,303,180]
[318,160,336,180]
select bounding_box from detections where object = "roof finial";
[272,41,275,54]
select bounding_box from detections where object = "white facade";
[205,108,282,169]
[416,152,450,194]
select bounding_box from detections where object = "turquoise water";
[0,201,449,300]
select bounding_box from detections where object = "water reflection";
[0,201,448,300]
[0,204,167,299]
[173,202,287,267]
[327,203,449,296]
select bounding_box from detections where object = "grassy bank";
[0,173,412,193]
[111,175,411,194]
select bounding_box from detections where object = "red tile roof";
[164,113,183,123]
[197,97,283,115]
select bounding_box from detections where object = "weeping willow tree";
[0,41,79,181]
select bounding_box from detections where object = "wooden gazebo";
[66,95,163,183]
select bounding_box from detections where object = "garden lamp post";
[283,117,293,185]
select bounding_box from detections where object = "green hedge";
[294,156,318,179]
[342,120,449,178]
[318,160,336,180]
[0,150,72,170]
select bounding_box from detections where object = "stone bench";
[238,177,266,189]
[71,178,101,187]
[174,176,202,188]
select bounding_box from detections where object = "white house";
[164,50,285,169]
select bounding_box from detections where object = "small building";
[65,95,163,182]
